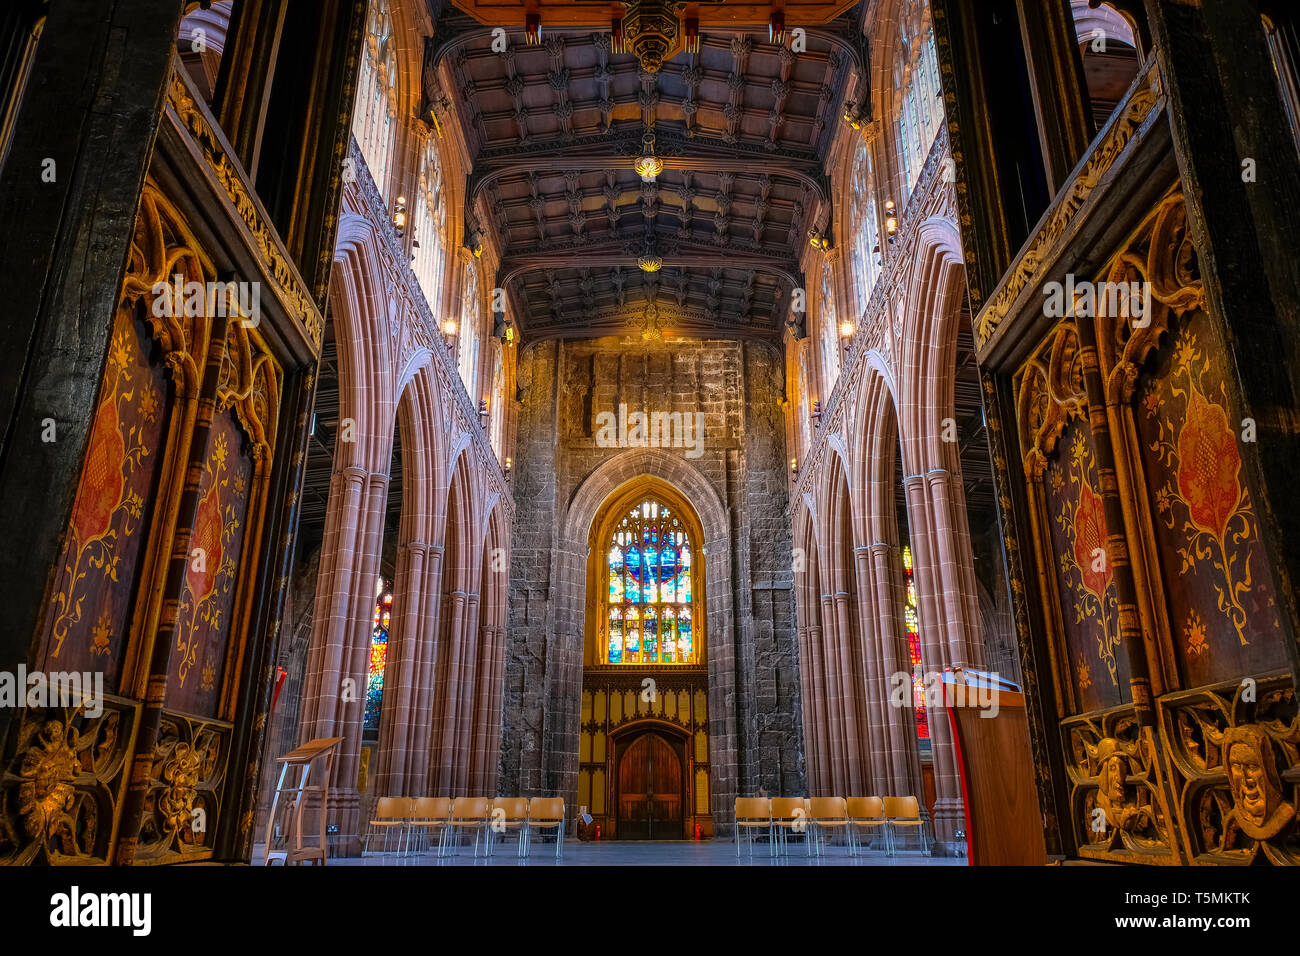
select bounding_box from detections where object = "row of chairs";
[734,796,931,858]
[365,797,566,859]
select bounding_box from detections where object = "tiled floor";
[252,835,967,866]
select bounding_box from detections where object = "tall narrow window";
[488,345,505,461]
[364,577,393,735]
[819,261,840,396]
[850,142,881,312]
[894,2,943,200]
[605,499,697,665]
[353,0,397,198]
[412,135,446,312]
[458,263,481,396]
[901,545,929,743]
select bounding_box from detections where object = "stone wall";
[500,336,804,829]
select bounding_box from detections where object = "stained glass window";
[364,578,393,734]
[352,0,397,198]
[902,545,929,741]
[605,498,697,665]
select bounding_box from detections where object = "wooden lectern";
[941,671,1048,866]
[264,737,344,866]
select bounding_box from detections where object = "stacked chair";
[362,795,567,860]
[732,793,932,858]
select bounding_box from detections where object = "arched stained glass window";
[353,0,398,198]
[819,261,840,396]
[892,1,943,200]
[412,135,447,312]
[849,141,881,312]
[363,577,393,735]
[901,545,930,742]
[605,498,697,665]
[457,262,481,396]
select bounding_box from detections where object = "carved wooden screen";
[0,183,285,866]
[1013,186,1299,865]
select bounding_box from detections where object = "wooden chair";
[846,796,890,855]
[443,796,492,857]
[883,795,930,856]
[488,797,529,857]
[406,797,451,855]
[770,797,813,856]
[733,797,773,858]
[525,797,566,859]
[807,796,851,856]
[363,797,414,856]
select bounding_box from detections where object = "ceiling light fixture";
[635,129,663,182]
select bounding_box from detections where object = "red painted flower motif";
[71,396,127,543]
[1074,482,1111,599]
[187,481,224,604]
[1176,389,1241,541]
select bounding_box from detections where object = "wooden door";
[617,732,683,840]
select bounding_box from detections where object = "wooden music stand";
[264,737,344,866]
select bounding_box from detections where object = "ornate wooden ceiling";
[424,0,869,340]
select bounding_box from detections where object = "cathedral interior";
[1,0,1299,886]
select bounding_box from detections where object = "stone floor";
[252,834,968,866]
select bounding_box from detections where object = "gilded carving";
[166,65,324,352]
[975,62,1162,349]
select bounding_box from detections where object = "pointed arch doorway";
[613,725,687,840]
[579,476,712,840]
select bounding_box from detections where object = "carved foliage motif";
[135,713,231,863]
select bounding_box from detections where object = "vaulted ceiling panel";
[428,2,864,339]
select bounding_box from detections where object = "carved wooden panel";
[0,696,137,865]
[578,666,710,837]
[133,712,232,864]
[34,186,210,694]
[1015,326,1129,716]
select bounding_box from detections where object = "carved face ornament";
[1222,726,1293,841]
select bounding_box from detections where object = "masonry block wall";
[501,336,804,828]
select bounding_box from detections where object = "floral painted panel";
[166,412,254,717]
[36,303,172,692]
[1043,415,1130,712]
[1133,310,1289,687]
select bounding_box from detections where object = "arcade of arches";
[1,0,1299,868]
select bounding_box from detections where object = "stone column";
[903,474,964,846]
[869,542,920,796]
[854,546,889,792]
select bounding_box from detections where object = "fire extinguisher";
[596,824,601,841]
[694,822,701,841]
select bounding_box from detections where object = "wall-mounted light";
[442,318,458,347]
[525,12,541,45]
[839,319,855,339]
[393,195,407,236]
[504,456,513,476]
[811,399,822,428]
[790,457,798,480]
[884,199,898,243]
